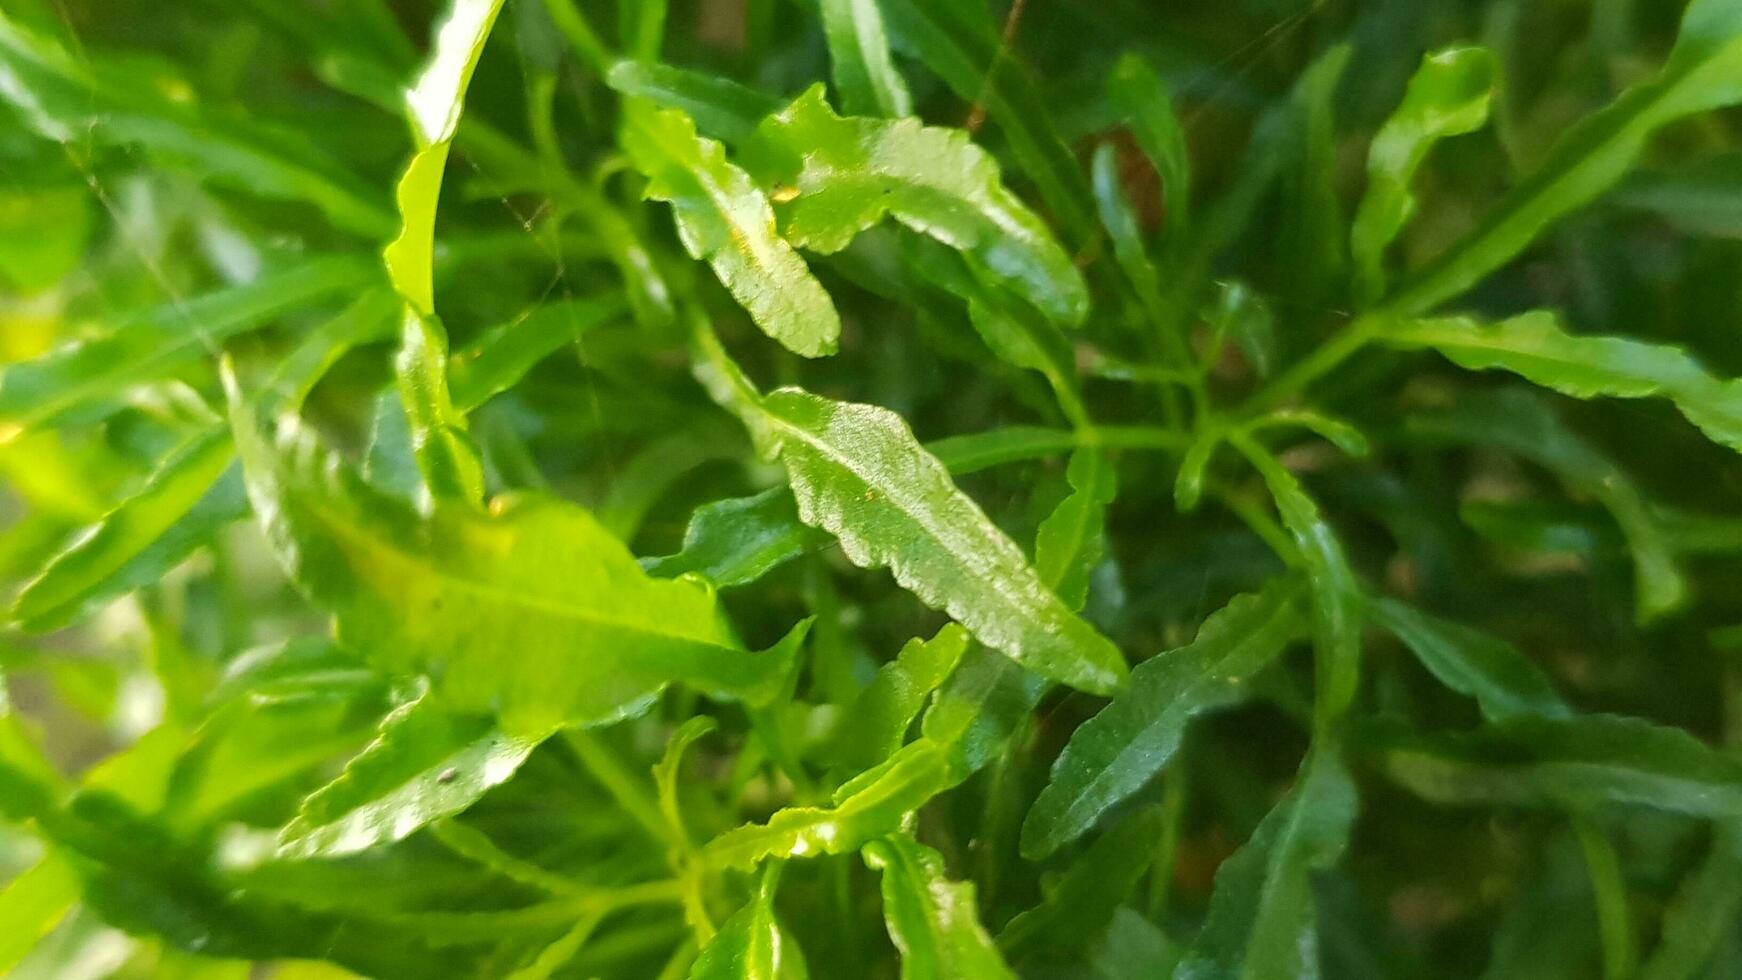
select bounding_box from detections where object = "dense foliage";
[3,0,1742,976]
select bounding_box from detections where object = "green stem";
[1241,314,1385,417]
[1573,815,1636,980]
[541,0,615,75]
[564,730,671,847]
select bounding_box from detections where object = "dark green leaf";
[1366,597,1570,723]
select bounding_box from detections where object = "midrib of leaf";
[303,495,736,653]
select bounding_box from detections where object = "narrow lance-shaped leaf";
[1107,54,1190,241]
[1230,433,1360,725]
[448,294,627,411]
[1350,47,1495,306]
[700,643,1048,872]
[819,0,912,118]
[622,102,840,358]
[0,255,374,432]
[1034,449,1117,611]
[0,851,79,973]
[11,289,399,631]
[826,624,970,771]
[1638,821,1742,980]
[1370,713,1742,818]
[863,833,1014,980]
[1404,389,1687,621]
[1174,748,1357,980]
[743,86,1088,326]
[690,862,802,979]
[395,310,485,506]
[645,489,828,589]
[276,690,535,860]
[999,806,1167,959]
[225,372,806,738]
[606,60,782,145]
[755,386,1127,695]
[1366,597,1570,723]
[1386,309,1742,454]
[876,0,1097,246]
[382,0,504,504]
[1022,581,1303,859]
[1389,0,1742,315]
[0,12,391,237]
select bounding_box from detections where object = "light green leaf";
[0,185,89,292]
[278,691,536,859]
[1404,389,1687,621]
[622,103,840,358]
[827,624,970,771]
[0,851,79,974]
[1386,309,1742,453]
[448,295,627,411]
[655,716,718,851]
[1390,0,1742,315]
[703,740,958,870]
[1373,713,1742,817]
[11,289,397,631]
[1366,597,1570,723]
[405,0,506,149]
[999,806,1166,959]
[394,310,485,506]
[1174,748,1357,980]
[862,834,1013,980]
[755,387,1127,695]
[1108,54,1190,240]
[0,255,374,432]
[744,86,1087,326]
[645,489,827,588]
[1230,433,1360,725]
[1035,449,1117,611]
[0,14,391,237]
[1022,581,1302,859]
[689,863,802,979]
[819,0,912,118]
[1350,47,1495,306]
[227,384,806,737]
[876,0,1096,245]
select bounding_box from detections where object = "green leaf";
[1350,47,1495,306]
[394,310,485,505]
[11,289,397,631]
[1638,821,1742,980]
[754,386,1127,695]
[876,0,1097,246]
[1390,0,1742,315]
[819,0,912,118]
[1365,597,1570,723]
[1614,153,1742,239]
[622,102,840,357]
[0,14,392,237]
[1386,309,1742,454]
[448,295,627,411]
[1022,581,1302,859]
[689,862,803,979]
[1372,714,1742,817]
[0,255,374,432]
[999,805,1166,959]
[862,833,1013,979]
[0,851,79,973]
[1108,54,1190,241]
[1174,748,1358,980]
[1230,433,1360,725]
[827,624,970,771]
[1034,449,1117,611]
[0,185,89,292]
[645,489,826,588]
[606,60,782,145]
[227,383,806,737]
[1404,389,1687,621]
[744,86,1088,326]
[278,691,537,859]
[655,716,718,851]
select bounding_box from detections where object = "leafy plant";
[3,0,1742,976]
